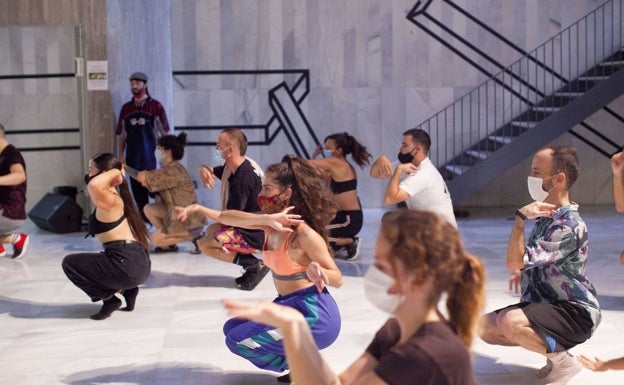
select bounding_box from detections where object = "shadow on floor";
[62,362,278,385]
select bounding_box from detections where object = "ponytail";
[446,254,486,346]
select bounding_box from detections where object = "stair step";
[577,75,610,81]
[488,135,513,144]
[466,150,491,160]
[445,164,470,176]
[511,121,538,128]
[531,106,560,113]
[599,60,624,67]
[554,92,583,97]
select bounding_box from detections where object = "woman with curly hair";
[62,153,151,320]
[223,209,486,385]
[309,132,372,260]
[176,155,343,382]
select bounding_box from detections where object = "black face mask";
[84,170,103,185]
[397,151,415,164]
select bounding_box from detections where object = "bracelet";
[514,210,527,220]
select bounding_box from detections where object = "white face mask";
[214,148,224,163]
[364,265,403,314]
[527,176,553,201]
[154,149,164,163]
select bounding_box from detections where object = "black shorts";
[496,301,594,353]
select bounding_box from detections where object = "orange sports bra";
[262,229,308,281]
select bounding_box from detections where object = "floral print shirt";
[521,204,601,331]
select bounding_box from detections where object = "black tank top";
[86,209,126,237]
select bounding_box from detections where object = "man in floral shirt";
[478,146,601,385]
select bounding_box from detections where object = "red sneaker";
[0,244,6,257]
[12,233,29,259]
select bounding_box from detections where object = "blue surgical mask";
[322,149,333,158]
[214,148,223,163]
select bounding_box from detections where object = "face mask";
[257,193,288,214]
[322,149,333,158]
[84,170,103,185]
[527,176,553,201]
[397,150,415,164]
[364,265,402,314]
[214,148,224,163]
[155,149,164,163]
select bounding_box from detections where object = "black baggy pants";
[62,240,151,302]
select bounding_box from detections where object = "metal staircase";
[408,0,624,203]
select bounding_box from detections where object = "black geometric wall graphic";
[173,69,322,158]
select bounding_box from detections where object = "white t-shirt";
[398,157,457,228]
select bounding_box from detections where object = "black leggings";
[62,241,151,302]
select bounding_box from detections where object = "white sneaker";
[535,352,582,385]
[536,358,553,378]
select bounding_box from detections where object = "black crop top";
[86,209,126,237]
[330,178,357,194]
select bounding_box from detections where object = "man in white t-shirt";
[370,128,457,227]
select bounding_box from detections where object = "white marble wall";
[0,26,82,212]
[170,0,622,209]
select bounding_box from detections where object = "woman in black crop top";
[62,153,151,320]
[309,132,372,261]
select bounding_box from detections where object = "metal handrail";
[415,0,623,172]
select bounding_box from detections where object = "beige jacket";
[144,161,206,234]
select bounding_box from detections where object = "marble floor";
[1,205,623,384]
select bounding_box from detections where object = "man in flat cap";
[116,72,170,223]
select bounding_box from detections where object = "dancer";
[136,132,206,253]
[0,123,30,259]
[177,155,342,382]
[309,132,372,260]
[370,128,457,227]
[62,153,151,320]
[195,127,268,290]
[223,209,485,385]
[478,146,601,384]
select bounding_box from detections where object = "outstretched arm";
[176,205,302,231]
[579,355,624,371]
[222,300,340,385]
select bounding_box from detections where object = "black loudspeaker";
[28,193,83,233]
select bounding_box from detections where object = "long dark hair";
[266,155,339,241]
[90,153,150,250]
[325,132,372,169]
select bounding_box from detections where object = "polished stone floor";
[1,205,623,384]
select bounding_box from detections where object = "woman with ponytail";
[309,132,372,260]
[62,153,151,320]
[222,209,485,385]
[176,155,343,382]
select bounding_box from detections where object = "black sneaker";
[236,261,270,291]
[152,244,179,253]
[333,246,349,260]
[345,237,361,261]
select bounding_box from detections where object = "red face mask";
[257,193,288,214]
